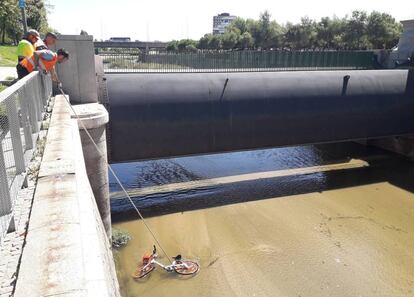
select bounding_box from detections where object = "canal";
[110,142,414,297]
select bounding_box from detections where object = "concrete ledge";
[71,103,109,129]
[14,95,120,297]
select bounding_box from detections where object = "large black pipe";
[107,70,414,162]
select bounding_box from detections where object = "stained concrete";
[53,35,98,104]
[71,103,111,238]
[14,95,119,297]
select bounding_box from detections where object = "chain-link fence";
[96,49,375,73]
[0,72,51,242]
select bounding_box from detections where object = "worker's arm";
[50,67,60,83]
[33,50,50,57]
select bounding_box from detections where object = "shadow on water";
[110,142,414,222]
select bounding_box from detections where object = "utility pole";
[19,0,28,33]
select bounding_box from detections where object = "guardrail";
[0,72,52,242]
[94,41,168,49]
[96,49,375,73]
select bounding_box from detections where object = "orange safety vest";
[19,56,35,72]
[19,52,57,73]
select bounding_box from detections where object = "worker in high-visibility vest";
[16,29,40,62]
[17,48,69,82]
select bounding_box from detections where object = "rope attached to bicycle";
[57,86,174,265]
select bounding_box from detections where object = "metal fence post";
[27,87,40,134]
[19,86,33,150]
[0,140,12,216]
[6,96,26,174]
[32,76,43,122]
[40,74,48,106]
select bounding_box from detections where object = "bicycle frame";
[151,257,175,272]
[133,247,200,279]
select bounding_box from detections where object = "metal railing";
[96,49,375,73]
[0,72,52,242]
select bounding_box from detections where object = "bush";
[112,228,131,248]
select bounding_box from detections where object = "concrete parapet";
[71,103,111,238]
[54,35,98,104]
[397,20,414,57]
[388,19,414,67]
[14,95,120,297]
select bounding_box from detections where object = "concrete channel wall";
[14,95,120,297]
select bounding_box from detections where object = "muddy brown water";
[111,142,414,297]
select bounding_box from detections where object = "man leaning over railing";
[16,49,69,86]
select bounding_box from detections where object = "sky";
[48,0,414,41]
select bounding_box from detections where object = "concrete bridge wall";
[14,95,120,297]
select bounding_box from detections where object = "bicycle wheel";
[173,260,200,275]
[132,264,155,279]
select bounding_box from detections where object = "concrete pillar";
[388,19,414,67]
[53,35,98,104]
[95,55,109,106]
[71,103,111,238]
[397,20,414,58]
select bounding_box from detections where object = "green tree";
[315,17,346,49]
[26,0,49,33]
[0,0,50,44]
[227,17,248,34]
[238,32,254,49]
[166,40,178,51]
[207,34,222,49]
[177,39,197,52]
[343,10,371,49]
[177,9,403,51]
[185,44,198,53]
[0,0,21,44]
[222,31,239,50]
[198,34,210,49]
[284,17,317,50]
[367,11,402,49]
[329,17,347,49]
[262,20,284,49]
[246,18,260,48]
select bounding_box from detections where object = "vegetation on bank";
[0,46,17,66]
[167,10,402,52]
[0,0,50,44]
[112,229,131,248]
[101,56,189,70]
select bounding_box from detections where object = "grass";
[0,84,7,92]
[0,46,17,66]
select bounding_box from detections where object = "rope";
[57,87,174,264]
